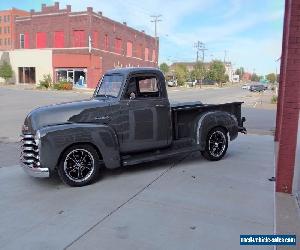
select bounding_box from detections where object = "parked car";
[249,84,266,92]
[241,84,250,90]
[167,80,177,87]
[20,67,246,187]
[186,80,197,87]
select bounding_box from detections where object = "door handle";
[155,104,165,107]
[95,116,110,121]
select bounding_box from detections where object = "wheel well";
[211,126,228,135]
[56,142,103,168]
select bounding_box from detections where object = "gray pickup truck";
[21,67,246,186]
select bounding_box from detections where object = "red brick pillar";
[276,0,300,193]
[275,0,290,142]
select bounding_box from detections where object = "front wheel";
[201,127,228,161]
[58,144,101,187]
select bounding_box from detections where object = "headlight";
[34,130,41,146]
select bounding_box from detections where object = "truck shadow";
[31,150,238,188]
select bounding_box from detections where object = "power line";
[150,15,162,38]
[194,41,207,62]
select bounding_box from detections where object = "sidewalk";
[0,83,94,94]
[0,134,275,250]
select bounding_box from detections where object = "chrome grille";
[20,134,40,167]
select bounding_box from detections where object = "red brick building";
[0,8,29,50]
[275,0,300,196]
[13,2,158,88]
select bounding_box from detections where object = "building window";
[104,34,109,50]
[0,39,2,46]
[137,44,143,58]
[0,27,2,34]
[3,16,6,22]
[4,38,7,46]
[54,31,64,48]
[20,34,25,48]
[145,47,149,61]
[55,68,86,87]
[20,33,29,49]
[73,30,85,47]
[0,16,2,23]
[18,67,36,84]
[7,26,10,33]
[7,38,10,45]
[4,27,6,34]
[7,15,10,22]
[114,38,122,54]
[36,32,47,48]
[152,49,156,62]
[126,41,133,57]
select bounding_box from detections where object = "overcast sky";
[4,0,284,75]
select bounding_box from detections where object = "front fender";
[38,123,121,171]
[195,111,239,149]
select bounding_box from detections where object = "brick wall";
[13,3,158,88]
[0,8,29,50]
[275,0,300,194]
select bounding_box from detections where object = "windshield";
[96,74,123,98]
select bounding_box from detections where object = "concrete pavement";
[0,135,275,250]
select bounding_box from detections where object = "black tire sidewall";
[202,127,228,161]
[58,144,101,187]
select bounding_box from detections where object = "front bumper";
[20,161,50,178]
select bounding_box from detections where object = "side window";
[125,75,159,99]
[138,77,158,94]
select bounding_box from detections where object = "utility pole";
[194,41,207,62]
[150,15,162,38]
[224,50,227,63]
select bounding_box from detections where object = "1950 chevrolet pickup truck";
[21,67,246,186]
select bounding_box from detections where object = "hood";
[23,98,112,133]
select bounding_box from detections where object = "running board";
[121,146,200,166]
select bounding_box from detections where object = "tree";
[235,67,244,78]
[191,62,206,84]
[207,60,226,84]
[266,73,276,84]
[159,63,169,75]
[0,61,13,83]
[174,64,188,86]
[251,73,260,82]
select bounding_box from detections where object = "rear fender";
[195,111,239,149]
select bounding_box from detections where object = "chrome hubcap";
[64,149,94,182]
[208,131,226,157]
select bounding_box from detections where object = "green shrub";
[0,61,13,83]
[271,95,278,104]
[39,74,52,89]
[52,81,73,90]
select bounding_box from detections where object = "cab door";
[119,73,171,153]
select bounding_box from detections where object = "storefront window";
[55,68,87,87]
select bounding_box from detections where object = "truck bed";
[171,101,244,140]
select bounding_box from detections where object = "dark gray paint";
[21,67,246,175]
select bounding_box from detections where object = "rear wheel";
[58,144,101,187]
[201,127,228,161]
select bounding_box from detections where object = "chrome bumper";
[20,162,50,178]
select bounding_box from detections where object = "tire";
[58,144,101,187]
[201,127,228,161]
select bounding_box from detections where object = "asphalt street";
[0,85,275,142]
